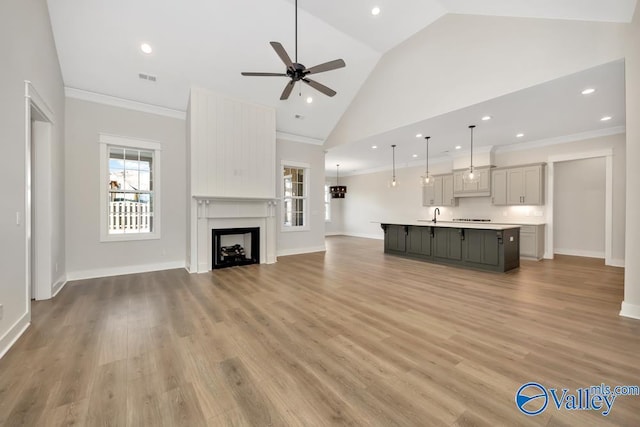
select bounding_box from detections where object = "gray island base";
[380,221,520,273]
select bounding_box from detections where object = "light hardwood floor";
[1,236,639,426]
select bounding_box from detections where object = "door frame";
[546,149,617,266]
[24,81,55,304]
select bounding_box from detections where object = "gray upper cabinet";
[453,167,491,197]
[423,174,457,206]
[507,164,545,205]
[492,163,545,206]
[491,169,508,205]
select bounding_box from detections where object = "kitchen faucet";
[432,207,440,223]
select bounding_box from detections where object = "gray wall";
[276,139,326,255]
[554,157,606,258]
[65,98,186,278]
[0,0,65,355]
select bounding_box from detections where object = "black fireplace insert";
[212,227,260,269]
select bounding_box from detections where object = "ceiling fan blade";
[241,72,288,77]
[305,59,346,75]
[280,80,296,100]
[302,78,337,97]
[270,42,294,69]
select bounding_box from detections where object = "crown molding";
[494,126,625,153]
[276,131,324,146]
[65,87,186,120]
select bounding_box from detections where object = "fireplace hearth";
[212,227,260,269]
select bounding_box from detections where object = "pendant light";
[389,144,398,188]
[463,125,480,184]
[421,136,433,187]
[329,164,347,198]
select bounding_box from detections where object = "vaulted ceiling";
[47,0,636,165]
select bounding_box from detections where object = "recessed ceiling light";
[516,133,524,138]
[601,116,612,121]
[416,133,422,138]
[412,154,418,158]
[306,96,313,104]
[371,6,380,15]
[140,43,153,54]
[481,115,492,121]
[371,145,377,149]
[582,88,596,95]
[455,145,462,150]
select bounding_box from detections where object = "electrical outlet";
[55,262,58,273]
[0,304,3,320]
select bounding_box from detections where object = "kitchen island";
[380,221,520,272]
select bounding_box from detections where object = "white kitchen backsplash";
[420,197,546,224]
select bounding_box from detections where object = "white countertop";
[377,220,521,230]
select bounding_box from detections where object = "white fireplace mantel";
[188,196,278,273]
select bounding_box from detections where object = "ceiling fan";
[241,0,346,100]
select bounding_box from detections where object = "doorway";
[25,82,55,302]
[554,157,606,258]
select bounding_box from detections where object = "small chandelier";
[421,136,433,187]
[463,125,480,184]
[389,144,398,188]
[329,164,347,198]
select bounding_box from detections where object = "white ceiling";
[325,60,626,175]
[47,0,635,144]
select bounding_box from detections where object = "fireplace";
[212,227,260,269]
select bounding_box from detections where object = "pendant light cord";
[469,125,475,173]
[424,136,430,175]
[295,0,298,63]
[336,164,340,186]
[392,145,396,180]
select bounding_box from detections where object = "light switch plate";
[0,304,3,320]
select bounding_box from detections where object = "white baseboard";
[554,249,605,259]
[341,232,384,241]
[607,258,625,268]
[66,260,186,281]
[0,311,30,360]
[52,275,67,297]
[620,301,640,320]
[324,232,343,236]
[277,245,326,257]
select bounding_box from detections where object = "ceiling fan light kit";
[241,0,346,100]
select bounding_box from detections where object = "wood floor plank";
[1,236,638,426]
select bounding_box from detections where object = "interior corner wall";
[276,139,326,255]
[65,98,186,279]
[0,0,65,355]
[325,13,627,149]
[622,5,640,318]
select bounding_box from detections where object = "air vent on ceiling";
[295,114,305,119]
[138,73,157,82]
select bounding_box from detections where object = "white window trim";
[99,133,162,242]
[281,160,310,232]
[324,183,332,223]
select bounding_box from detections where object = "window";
[99,134,161,241]
[282,162,309,231]
[324,184,331,222]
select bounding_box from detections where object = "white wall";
[622,6,640,319]
[65,98,186,278]
[326,14,627,149]
[554,157,606,258]
[276,139,326,255]
[335,134,626,262]
[0,0,65,356]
